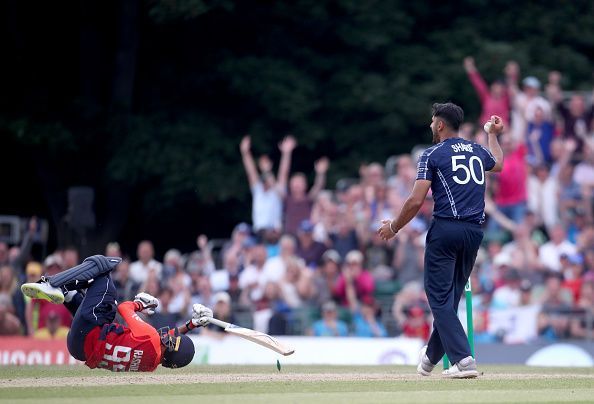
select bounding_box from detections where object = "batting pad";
[48,255,122,288]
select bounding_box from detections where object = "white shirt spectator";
[492,285,521,309]
[238,264,267,301]
[538,240,577,272]
[129,259,163,284]
[527,174,558,228]
[261,255,286,283]
[251,182,283,232]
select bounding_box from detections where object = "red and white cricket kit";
[83,301,162,372]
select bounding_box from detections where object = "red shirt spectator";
[333,250,375,306]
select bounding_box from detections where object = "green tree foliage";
[2,0,593,246]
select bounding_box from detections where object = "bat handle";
[208,317,231,329]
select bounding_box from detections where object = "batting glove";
[191,303,213,327]
[134,292,159,315]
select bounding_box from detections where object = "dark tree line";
[1,0,593,255]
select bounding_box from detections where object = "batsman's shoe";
[442,356,479,379]
[21,280,64,305]
[417,345,435,376]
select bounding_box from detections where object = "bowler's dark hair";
[432,102,464,131]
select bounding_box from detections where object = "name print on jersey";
[451,143,474,153]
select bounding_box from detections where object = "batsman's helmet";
[159,327,195,368]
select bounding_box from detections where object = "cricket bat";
[208,317,295,356]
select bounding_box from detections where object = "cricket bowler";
[378,103,504,378]
[21,255,213,371]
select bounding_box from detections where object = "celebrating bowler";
[378,103,504,378]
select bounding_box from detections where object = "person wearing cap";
[295,219,328,268]
[333,250,374,307]
[25,255,73,335]
[309,300,348,337]
[505,61,552,140]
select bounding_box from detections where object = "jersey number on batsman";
[98,344,132,372]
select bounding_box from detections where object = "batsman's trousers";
[424,217,482,365]
[64,273,118,361]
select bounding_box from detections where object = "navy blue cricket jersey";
[416,137,496,224]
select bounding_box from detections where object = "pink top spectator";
[494,142,527,206]
[467,70,510,126]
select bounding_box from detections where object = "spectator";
[538,224,577,271]
[526,106,555,166]
[392,281,429,336]
[312,249,342,305]
[221,222,252,271]
[238,243,269,304]
[506,63,552,140]
[463,56,510,126]
[262,234,297,284]
[329,211,360,259]
[129,240,163,283]
[0,294,22,335]
[295,219,328,269]
[112,259,139,302]
[333,250,375,306]
[162,248,183,283]
[201,291,236,338]
[25,254,72,335]
[350,295,387,338]
[527,164,559,229]
[210,249,240,293]
[279,256,314,309]
[254,281,292,334]
[3,217,37,282]
[569,276,594,338]
[0,264,26,329]
[281,138,329,235]
[548,77,594,146]
[491,268,522,309]
[239,135,288,235]
[488,133,528,231]
[150,287,181,330]
[33,309,69,339]
[105,241,122,257]
[309,300,349,337]
[62,246,80,268]
[190,275,215,309]
[401,305,430,340]
[392,218,426,286]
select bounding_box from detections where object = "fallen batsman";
[21,255,213,371]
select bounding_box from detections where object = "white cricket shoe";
[21,280,64,305]
[417,345,435,376]
[442,356,479,379]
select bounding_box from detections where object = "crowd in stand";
[1,59,593,344]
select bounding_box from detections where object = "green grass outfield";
[1,365,593,403]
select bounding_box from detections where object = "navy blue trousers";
[64,273,118,361]
[424,218,483,365]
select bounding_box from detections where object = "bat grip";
[208,317,231,329]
